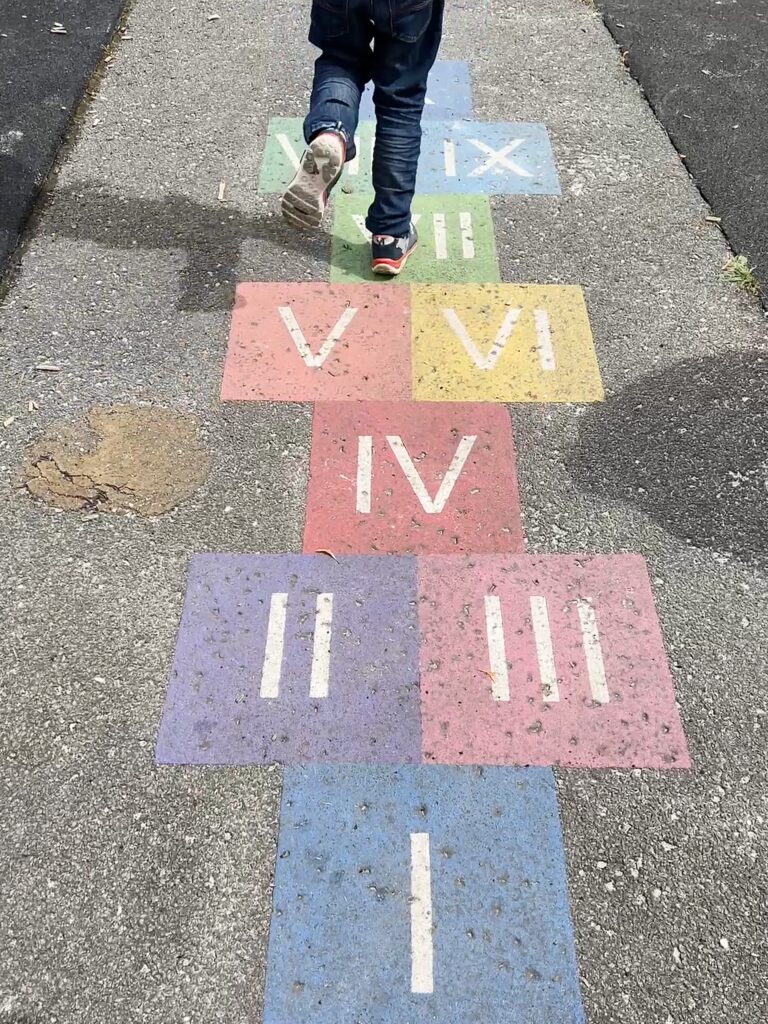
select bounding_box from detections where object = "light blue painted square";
[417,121,561,194]
[263,766,585,1024]
[359,60,473,120]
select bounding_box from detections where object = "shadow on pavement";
[38,186,328,312]
[570,351,768,567]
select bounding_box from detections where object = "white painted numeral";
[348,134,361,176]
[443,139,457,177]
[460,211,475,259]
[468,138,532,178]
[577,600,609,704]
[410,832,434,995]
[276,134,301,172]
[278,305,358,368]
[356,435,476,514]
[259,593,334,699]
[483,595,610,703]
[534,309,556,372]
[442,307,521,371]
[433,213,448,260]
[484,595,511,701]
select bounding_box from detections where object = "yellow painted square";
[411,284,604,403]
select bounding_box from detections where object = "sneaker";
[371,224,419,276]
[281,131,346,229]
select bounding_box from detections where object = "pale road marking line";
[276,133,301,172]
[443,139,457,177]
[460,211,475,259]
[278,306,358,368]
[348,135,361,175]
[484,595,511,701]
[356,435,373,514]
[309,594,334,699]
[530,596,560,702]
[410,832,434,995]
[353,213,422,244]
[442,307,521,371]
[534,309,556,372]
[386,435,476,514]
[433,213,448,260]
[468,138,532,178]
[578,599,610,704]
[260,593,288,699]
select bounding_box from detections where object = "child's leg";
[283,2,372,229]
[367,0,444,239]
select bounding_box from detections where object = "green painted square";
[259,118,375,193]
[330,192,500,284]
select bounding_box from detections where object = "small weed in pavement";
[723,255,762,297]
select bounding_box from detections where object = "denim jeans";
[304,0,445,237]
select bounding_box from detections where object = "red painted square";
[418,554,691,769]
[303,402,524,555]
[221,283,411,401]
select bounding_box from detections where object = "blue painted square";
[359,61,473,121]
[264,766,585,1024]
[417,121,561,195]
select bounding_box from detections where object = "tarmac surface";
[0,0,125,276]
[599,0,768,296]
[1,2,767,1023]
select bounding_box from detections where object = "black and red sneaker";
[371,224,419,276]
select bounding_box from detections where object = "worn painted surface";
[264,765,585,1024]
[155,554,420,765]
[330,193,500,284]
[303,401,524,555]
[411,283,603,402]
[222,282,411,401]
[418,555,691,769]
[258,118,559,195]
[359,60,474,121]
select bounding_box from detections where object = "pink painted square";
[418,554,691,769]
[303,402,524,555]
[221,283,411,402]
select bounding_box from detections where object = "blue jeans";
[304,0,444,237]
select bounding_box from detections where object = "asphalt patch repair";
[20,404,209,515]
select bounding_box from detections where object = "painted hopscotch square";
[418,555,691,770]
[221,282,411,402]
[418,121,560,195]
[264,765,585,1024]
[330,193,500,284]
[155,554,421,765]
[359,60,473,120]
[259,118,375,193]
[304,402,524,556]
[411,283,604,403]
[258,119,559,196]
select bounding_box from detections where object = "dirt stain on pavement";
[570,351,768,567]
[20,404,209,515]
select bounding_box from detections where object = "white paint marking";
[352,212,421,244]
[443,139,457,177]
[534,309,556,372]
[577,600,609,704]
[309,593,334,699]
[433,213,448,260]
[276,133,302,172]
[468,138,532,178]
[278,305,358,368]
[260,593,288,699]
[425,96,436,106]
[484,595,510,701]
[410,832,434,995]
[459,211,475,259]
[530,596,560,702]
[442,307,521,371]
[356,435,373,514]
[386,435,476,514]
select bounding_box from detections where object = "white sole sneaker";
[281,133,345,229]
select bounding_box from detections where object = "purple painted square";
[155,554,420,765]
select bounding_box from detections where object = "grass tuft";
[723,255,762,297]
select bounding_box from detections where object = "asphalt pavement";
[1,1,767,1023]
[598,0,768,297]
[0,0,126,278]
